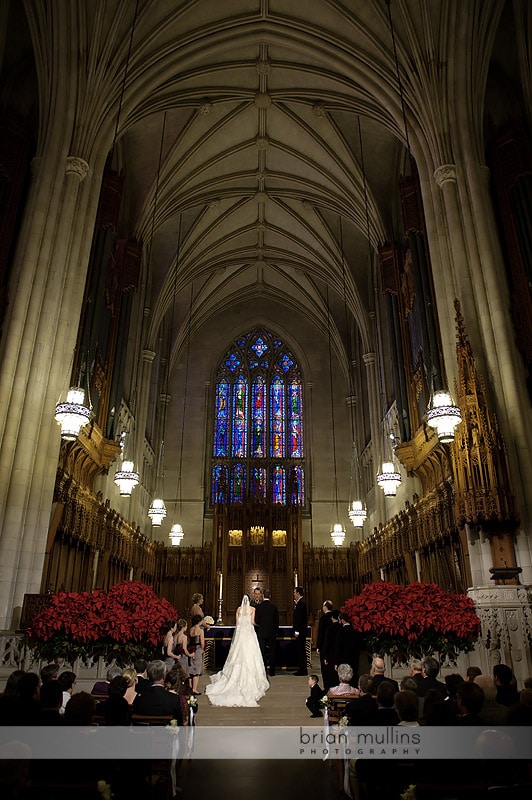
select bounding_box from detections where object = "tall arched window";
[211,329,305,505]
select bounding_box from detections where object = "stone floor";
[180,656,344,799]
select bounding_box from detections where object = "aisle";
[180,656,343,798]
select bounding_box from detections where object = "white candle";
[294,572,298,587]
[219,572,223,600]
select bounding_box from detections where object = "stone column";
[362,351,385,522]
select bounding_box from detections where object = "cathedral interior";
[0,1,531,674]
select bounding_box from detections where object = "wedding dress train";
[205,595,270,707]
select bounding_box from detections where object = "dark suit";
[345,693,378,726]
[416,675,446,699]
[306,681,323,716]
[293,596,308,674]
[132,684,183,723]
[371,674,399,693]
[135,675,151,694]
[322,620,340,688]
[255,598,279,675]
[316,611,333,691]
[334,622,363,683]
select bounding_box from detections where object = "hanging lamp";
[426,389,462,443]
[54,387,91,440]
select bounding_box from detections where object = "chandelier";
[426,389,462,443]
[54,387,91,441]
[148,496,167,526]
[376,460,402,497]
[114,459,139,496]
[348,499,367,528]
[169,522,184,546]
[330,522,346,546]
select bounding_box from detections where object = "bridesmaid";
[187,614,206,695]
[190,593,204,619]
[162,620,179,669]
[174,619,194,668]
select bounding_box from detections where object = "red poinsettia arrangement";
[343,581,480,658]
[27,581,178,663]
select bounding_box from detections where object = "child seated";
[305,674,324,718]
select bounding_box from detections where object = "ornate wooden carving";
[451,300,520,531]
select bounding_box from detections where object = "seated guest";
[305,674,323,718]
[466,665,482,682]
[368,681,399,725]
[507,688,532,726]
[394,689,420,726]
[38,681,63,725]
[370,656,399,693]
[0,669,25,725]
[422,698,458,725]
[122,667,139,705]
[417,656,446,699]
[91,665,122,697]
[524,676,532,690]
[456,681,484,724]
[408,658,424,690]
[134,659,150,694]
[63,691,96,725]
[420,688,447,725]
[95,676,131,725]
[132,660,183,723]
[345,674,377,725]
[474,675,509,724]
[444,672,464,716]
[165,666,190,725]
[58,670,77,714]
[39,663,60,684]
[16,672,41,724]
[328,663,357,696]
[493,663,519,707]
[400,676,418,693]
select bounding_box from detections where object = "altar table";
[203,625,311,671]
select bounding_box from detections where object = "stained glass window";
[211,329,305,505]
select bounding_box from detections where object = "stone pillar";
[468,585,532,690]
[362,351,385,522]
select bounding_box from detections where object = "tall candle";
[219,572,223,600]
[294,572,298,587]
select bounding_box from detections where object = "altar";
[203,625,311,671]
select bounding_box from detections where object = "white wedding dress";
[205,595,270,707]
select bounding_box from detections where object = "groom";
[255,589,279,676]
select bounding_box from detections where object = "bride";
[205,594,270,707]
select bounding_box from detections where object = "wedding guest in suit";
[456,681,484,725]
[37,680,63,725]
[466,665,482,682]
[316,600,334,691]
[134,660,150,694]
[475,675,509,724]
[394,689,420,726]
[370,656,399,693]
[493,663,519,707]
[322,609,340,689]
[305,674,323,717]
[190,593,204,619]
[416,656,446,699]
[408,658,424,691]
[39,663,60,684]
[58,670,76,714]
[368,681,399,725]
[345,674,377,725]
[292,586,308,676]
[63,691,96,725]
[334,612,363,684]
[95,676,131,725]
[328,663,357,696]
[255,588,279,676]
[133,660,183,722]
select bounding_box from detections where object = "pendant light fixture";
[54,386,91,441]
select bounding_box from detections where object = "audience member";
[133,660,183,722]
[523,676,532,690]
[63,691,95,725]
[474,675,509,724]
[95,676,131,725]
[91,665,122,697]
[493,663,519,707]
[328,663,357,696]
[16,672,41,724]
[408,658,424,690]
[38,680,63,725]
[422,698,458,725]
[394,689,420,725]
[305,674,323,718]
[345,674,377,726]
[443,672,464,715]
[121,667,139,705]
[369,681,399,725]
[0,669,25,724]
[370,656,399,693]
[417,656,446,699]
[165,666,190,725]
[58,670,76,714]
[400,676,418,692]
[507,688,532,726]
[134,659,150,693]
[39,663,60,684]
[456,681,484,724]
[466,665,482,682]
